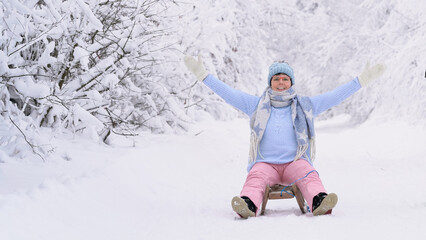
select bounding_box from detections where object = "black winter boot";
[312,192,338,216]
[231,196,257,219]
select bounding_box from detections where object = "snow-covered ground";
[2,0,426,239]
[1,115,425,240]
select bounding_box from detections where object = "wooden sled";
[260,184,307,215]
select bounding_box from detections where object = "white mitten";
[184,54,208,81]
[358,62,386,87]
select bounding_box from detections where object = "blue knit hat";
[267,62,294,86]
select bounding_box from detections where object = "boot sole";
[313,193,338,216]
[231,196,256,219]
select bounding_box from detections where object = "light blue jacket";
[203,74,361,171]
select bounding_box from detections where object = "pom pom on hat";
[267,62,294,86]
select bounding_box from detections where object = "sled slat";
[268,191,294,199]
[260,184,306,215]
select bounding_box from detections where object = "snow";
[71,104,104,140]
[1,0,426,239]
[1,115,426,239]
[73,46,90,70]
[13,77,50,99]
[74,0,103,31]
[38,41,56,68]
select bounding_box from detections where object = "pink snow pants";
[240,160,326,214]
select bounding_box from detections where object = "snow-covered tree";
[1,0,425,161]
[1,0,191,158]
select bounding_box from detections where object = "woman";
[184,55,385,218]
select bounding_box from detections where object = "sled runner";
[260,184,307,215]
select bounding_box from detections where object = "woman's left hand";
[358,62,386,87]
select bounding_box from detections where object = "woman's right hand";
[184,54,208,81]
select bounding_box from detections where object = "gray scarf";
[249,87,315,164]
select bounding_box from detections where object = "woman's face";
[270,74,292,91]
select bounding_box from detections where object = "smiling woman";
[270,74,292,91]
[184,54,386,218]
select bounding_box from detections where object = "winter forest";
[1,0,426,239]
[1,0,425,159]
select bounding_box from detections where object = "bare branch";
[8,116,45,162]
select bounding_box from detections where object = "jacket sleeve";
[203,74,260,116]
[309,77,362,117]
